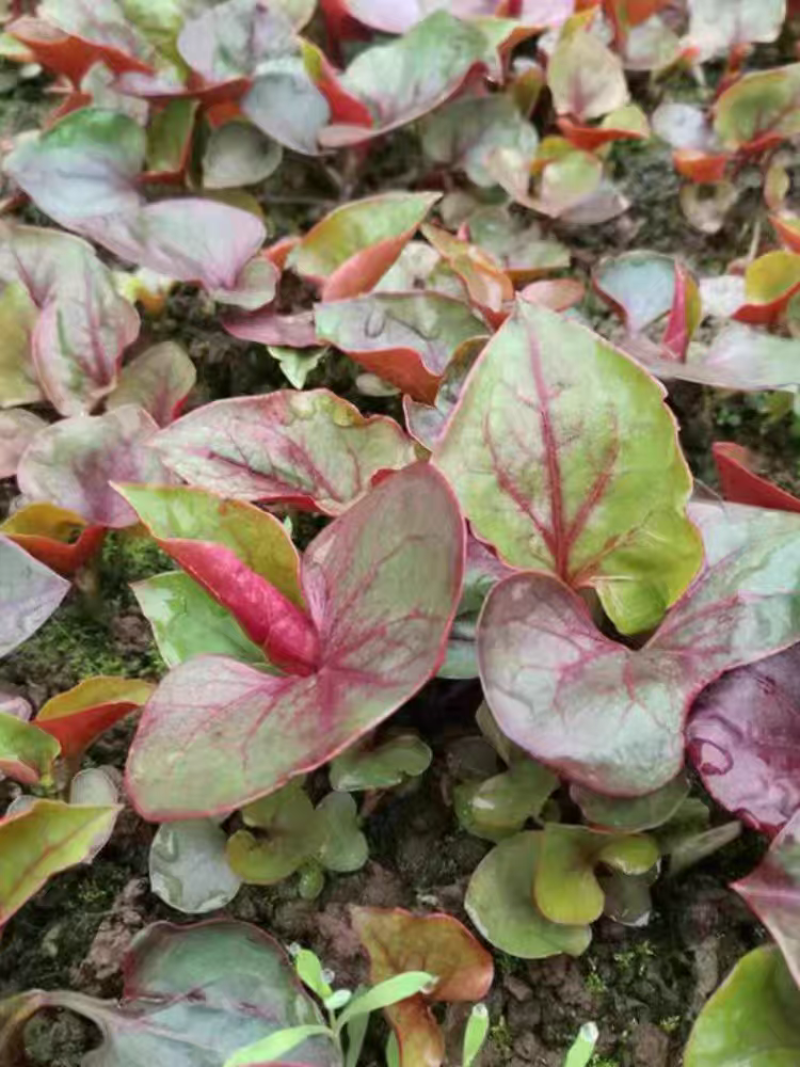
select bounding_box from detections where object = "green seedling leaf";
[151,390,416,515]
[0,712,60,786]
[572,774,690,833]
[344,1009,369,1067]
[455,759,558,841]
[268,345,328,389]
[330,732,432,792]
[434,301,701,635]
[294,947,333,1000]
[463,1003,490,1067]
[351,907,493,1067]
[335,972,437,1030]
[534,824,659,925]
[150,819,242,915]
[684,946,800,1065]
[315,793,368,874]
[0,536,70,658]
[465,832,592,960]
[563,1022,599,1067]
[227,782,321,884]
[0,799,120,927]
[226,1025,334,1067]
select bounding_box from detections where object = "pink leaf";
[106,342,196,426]
[224,308,319,348]
[0,536,70,657]
[0,410,47,479]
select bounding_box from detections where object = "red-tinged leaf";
[403,338,485,451]
[558,103,649,151]
[594,250,685,333]
[105,342,196,426]
[0,504,106,578]
[17,406,175,528]
[0,920,340,1066]
[687,0,787,61]
[0,714,60,786]
[714,64,800,151]
[115,484,316,674]
[687,644,800,836]
[0,223,140,416]
[478,501,800,796]
[733,811,800,985]
[318,11,504,148]
[547,26,630,122]
[314,293,489,402]
[8,15,152,84]
[339,0,572,34]
[352,907,493,1067]
[178,0,295,82]
[35,676,155,763]
[433,302,701,636]
[125,463,464,818]
[0,799,120,928]
[464,207,570,284]
[713,442,800,512]
[152,390,416,515]
[224,308,319,348]
[731,251,800,326]
[301,39,373,129]
[421,224,513,316]
[242,55,332,156]
[0,537,70,657]
[663,263,702,361]
[289,192,440,298]
[673,149,730,184]
[0,410,46,479]
[772,213,800,253]
[519,278,585,312]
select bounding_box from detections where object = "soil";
[0,33,795,1067]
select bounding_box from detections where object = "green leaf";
[133,571,268,668]
[463,1003,490,1067]
[0,712,60,786]
[203,121,283,190]
[571,774,690,833]
[563,1022,599,1067]
[715,64,800,150]
[268,345,328,389]
[330,733,432,792]
[315,793,369,874]
[455,759,558,841]
[0,281,40,408]
[335,972,437,1031]
[226,782,321,884]
[684,946,800,1066]
[294,947,333,1000]
[343,1010,369,1067]
[433,301,701,635]
[225,1024,333,1067]
[146,99,197,176]
[547,29,629,121]
[465,832,592,960]
[149,819,242,915]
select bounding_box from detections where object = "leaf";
[1,504,105,578]
[433,301,701,636]
[465,832,592,959]
[125,463,464,818]
[224,308,319,349]
[352,907,493,1067]
[106,342,196,426]
[133,571,268,668]
[684,946,800,1066]
[421,224,513,315]
[289,192,440,300]
[330,732,432,791]
[315,792,368,873]
[547,27,630,122]
[0,223,140,416]
[572,774,690,833]
[0,919,341,1066]
[178,0,295,80]
[151,390,416,515]
[315,293,488,403]
[462,1004,490,1067]
[336,972,437,1029]
[0,409,44,478]
[593,251,689,333]
[268,346,328,389]
[687,0,787,60]
[534,824,659,925]
[318,12,503,148]
[226,782,321,883]
[687,644,800,836]
[0,537,70,657]
[712,442,800,512]
[0,713,60,786]
[203,121,283,189]
[242,55,332,156]
[225,1025,334,1067]
[17,405,174,527]
[146,98,197,179]
[35,676,154,763]
[563,1023,599,1067]
[0,799,120,926]
[454,759,558,841]
[478,501,800,796]
[714,63,800,150]
[731,250,800,326]
[150,819,242,914]
[464,207,570,283]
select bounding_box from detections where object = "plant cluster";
[3,0,800,1063]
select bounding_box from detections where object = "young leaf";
[433,301,701,635]
[105,342,196,426]
[563,1022,599,1067]
[225,1024,334,1067]
[150,819,242,914]
[465,832,592,959]
[294,947,333,1000]
[330,732,432,792]
[478,502,800,796]
[1,504,105,578]
[0,799,120,926]
[462,1003,490,1067]
[17,405,174,527]
[572,774,690,833]
[126,464,464,819]
[315,793,368,874]
[454,759,558,841]
[0,713,60,786]
[0,537,70,657]
[335,972,437,1030]
[34,676,154,762]
[151,390,416,515]
[226,783,321,884]
[684,946,800,1066]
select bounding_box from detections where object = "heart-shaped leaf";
[150,819,243,914]
[715,63,800,150]
[330,732,432,791]
[688,644,800,835]
[478,501,800,796]
[433,301,701,635]
[227,782,321,883]
[125,463,464,819]
[455,759,557,841]
[315,293,488,402]
[315,792,368,873]
[0,919,341,1066]
[106,342,196,426]
[534,824,659,925]
[0,799,120,927]
[713,442,800,512]
[17,405,174,527]
[465,831,592,959]
[0,537,70,657]
[547,26,629,122]
[151,390,416,514]
[0,713,60,786]
[35,676,154,763]
[203,121,283,189]
[684,946,800,1066]
[352,906,493,1067]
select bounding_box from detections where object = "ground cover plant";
[5,0,800,1063]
